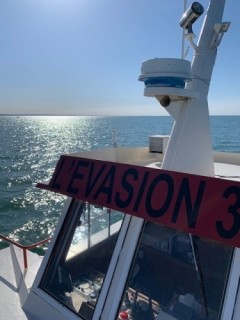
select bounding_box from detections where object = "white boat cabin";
[23,147,240,320]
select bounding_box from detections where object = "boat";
[1,1,239,319]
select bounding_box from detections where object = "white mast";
[140,0,229,176]
[161,0,228,176]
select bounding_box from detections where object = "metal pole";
[181,0,187,58]
[23,248,28,270]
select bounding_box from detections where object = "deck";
[0,245,43,319]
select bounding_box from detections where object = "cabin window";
[40,199,124,319]
[117,221,232,320]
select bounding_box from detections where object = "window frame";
[31,198,131,319]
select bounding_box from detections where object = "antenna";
[112,130,117,148]
[181,0,187,59]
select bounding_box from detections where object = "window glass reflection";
[41,200,124,319]
[117,222,232,320]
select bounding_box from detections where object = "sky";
[0,0,239,116]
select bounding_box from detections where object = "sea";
[0,115,240,250]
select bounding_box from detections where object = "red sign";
[37,155,240,247]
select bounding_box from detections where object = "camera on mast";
[180,2,204,30]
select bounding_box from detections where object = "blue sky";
[0,0,239,116]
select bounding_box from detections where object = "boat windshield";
[40,199,124,319]
[117,221,233,320]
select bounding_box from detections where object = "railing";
[0,234,51,269]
